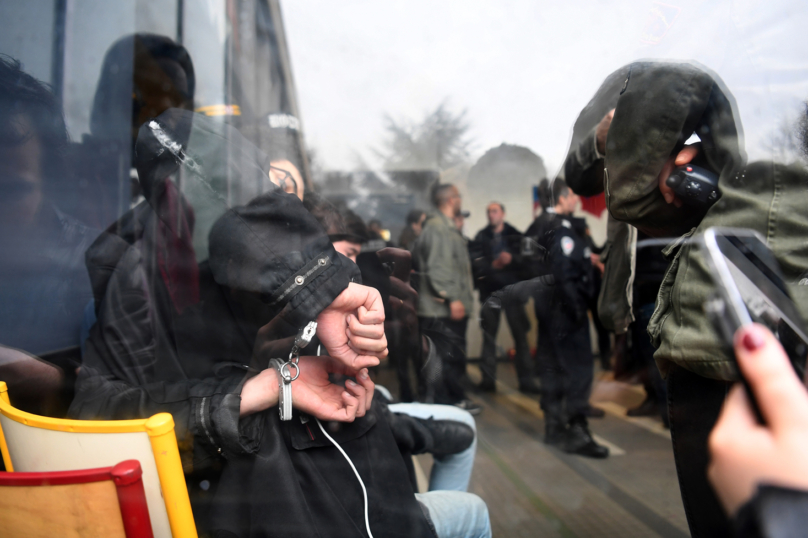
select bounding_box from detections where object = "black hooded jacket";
[69,109,435,537]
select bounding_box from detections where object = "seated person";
[304,193,478,493]
[70,108,490,538]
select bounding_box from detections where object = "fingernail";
[741,327,765,351]
[347,314,353,323]
[359,369,369,380]
[663,193,673,203]
[346,379,356,387]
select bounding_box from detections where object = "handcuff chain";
[281,321,318,383]
[271,321,317,421]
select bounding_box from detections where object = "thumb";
[674,145,700,166]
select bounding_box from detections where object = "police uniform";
[538,213,607,457]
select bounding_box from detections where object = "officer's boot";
[563,415,609,458]
[543,403,567,446]
[544,419,567,446]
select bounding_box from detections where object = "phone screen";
[712,230,808,380]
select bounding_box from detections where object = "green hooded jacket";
[604,61,808,380]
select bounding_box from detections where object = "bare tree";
[762,107,808,164]
[375,101,473,171]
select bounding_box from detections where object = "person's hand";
[316,282,387,370]
[377,248,421,369]
[492,251,513,269]
[377,247,413,285]
[292,356,374,421]
[449,300,466,320]
[596,109,615,155]
[708,323,808,516]
[0,345,64,416]
[591,253,604,275]
[377,247,418,310]
[657,145,700,208]
[239,357,374,421]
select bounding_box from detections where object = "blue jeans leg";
[416,491,491,538]
[389,402,477,492]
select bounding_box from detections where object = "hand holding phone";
[708,323,808,516]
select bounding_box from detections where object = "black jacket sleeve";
[564,127,606,197]
[561,64,627,197]
[469,229,493,284]
[70,236,264,471]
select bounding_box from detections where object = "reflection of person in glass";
[0,56,95,415]
[74,33,196,226]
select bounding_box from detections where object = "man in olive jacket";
[413,183,477,410]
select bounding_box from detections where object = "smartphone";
[700,227,808,421]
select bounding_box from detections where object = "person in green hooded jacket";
[561,60,808,538]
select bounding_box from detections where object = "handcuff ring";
[281,361,300,382]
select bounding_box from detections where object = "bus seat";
[0,381,196,538]
[0,459,152,537]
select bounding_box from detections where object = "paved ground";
[378,361,691,538]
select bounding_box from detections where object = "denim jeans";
[416,491,492,538]
[389,402,477,492]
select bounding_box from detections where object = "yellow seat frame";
[0,381,197,538]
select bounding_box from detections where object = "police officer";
[538,179,608,458]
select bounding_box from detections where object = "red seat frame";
[0,459,154,538]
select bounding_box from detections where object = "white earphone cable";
[315,417,374,538]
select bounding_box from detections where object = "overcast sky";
[282,0,808,176]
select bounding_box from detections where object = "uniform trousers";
[538,315,593,424]
[479,292,532,385]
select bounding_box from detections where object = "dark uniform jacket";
[69,109,435,537]
[540,214,594,330]
[525,211,555,245]
[523,211,556,278]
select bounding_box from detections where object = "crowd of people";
[2,25,808,538]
